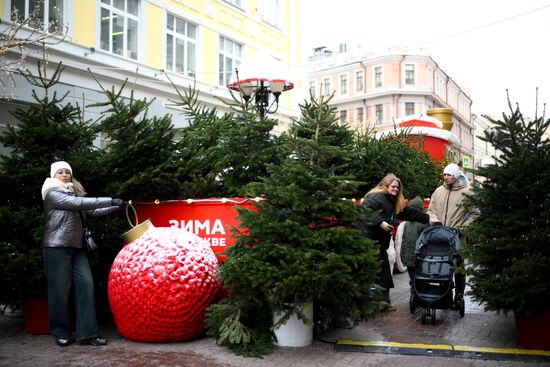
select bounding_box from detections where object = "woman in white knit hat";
[427,162,480,306]
[41,161,126,347]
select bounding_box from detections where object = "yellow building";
[0,0,302,136]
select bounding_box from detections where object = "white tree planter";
[273,302,313,347]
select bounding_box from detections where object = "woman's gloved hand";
[111,198,127,207]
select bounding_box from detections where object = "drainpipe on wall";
[362,98,368,132]
[361,60,368,131]
[445,76,449,105]
[396,55,405,119]
[360,59,368,93]
[432,65,438,110]
[361,61,366,94]
[432,64,437,100]
[399,55,405,89]
[394,94,402,120]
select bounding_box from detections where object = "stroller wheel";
[421,308,427,325]
[459,298,465,317]
[430,308,436,325]
[409,293,416,314]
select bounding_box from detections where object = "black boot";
[451,293,462,310]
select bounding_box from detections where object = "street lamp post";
[228,76,293,120]
[227,51,293,120]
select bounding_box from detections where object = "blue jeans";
[42,247,99,341]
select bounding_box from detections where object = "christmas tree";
[169,82,281,198]
[352,130,440,200]
[463,98,550,315]
[205,95,381,356]
[90,80,181,201]
[0,62,102,308]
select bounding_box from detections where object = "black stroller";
[410,225,465,325]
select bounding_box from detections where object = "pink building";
[307,46,474,161]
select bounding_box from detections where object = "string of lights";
[128,197,265,205]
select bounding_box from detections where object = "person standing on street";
[362,174,429,311]
[41,161,126,347]
[427,163,480,305]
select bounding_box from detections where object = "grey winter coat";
[42,189,117,248]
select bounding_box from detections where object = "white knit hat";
[443,163,461,178]
[50,161,72,178]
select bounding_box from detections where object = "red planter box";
[515,310,550,350]
[23,298,50,334]
[23,297,76,335]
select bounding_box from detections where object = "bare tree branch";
[0,2,67,99]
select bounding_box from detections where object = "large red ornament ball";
[108,227,220,342]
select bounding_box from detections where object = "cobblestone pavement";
[1,272,549,367]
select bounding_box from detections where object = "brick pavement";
[1,271,549,367]
[317,270,519,348]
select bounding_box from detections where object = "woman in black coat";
[362,173,429,311]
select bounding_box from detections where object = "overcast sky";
[301,0,550,119]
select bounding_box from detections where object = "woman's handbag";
[79,211,98,252]
[83,228,98,252]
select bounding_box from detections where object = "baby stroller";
[410,225,465,325]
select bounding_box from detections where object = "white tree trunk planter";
[273,302,313,347]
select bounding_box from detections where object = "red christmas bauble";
[108,227,220,342]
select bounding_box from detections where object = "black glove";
[111,198,127,207]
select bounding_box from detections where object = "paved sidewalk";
[318,270,518,348]
[1,272,549,367]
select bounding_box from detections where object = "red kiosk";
[391,114,459,161]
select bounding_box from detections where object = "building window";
[323,78,331,96]
[405,64,415,85]
[405,102,415,116]
[223,0,242,8]
[338,43,347,53]
[10,0,64,33]
[100,0,139,60]
[375,104,383,124]
[355,107,363,128]
[166,14,197,77]
[309,81,316,98]
[218,36,242,86]
[261,0,281,28]
[356,70,364,92]
[339,110,347,124]
[374,66,382,88]
[340,74,347,94]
